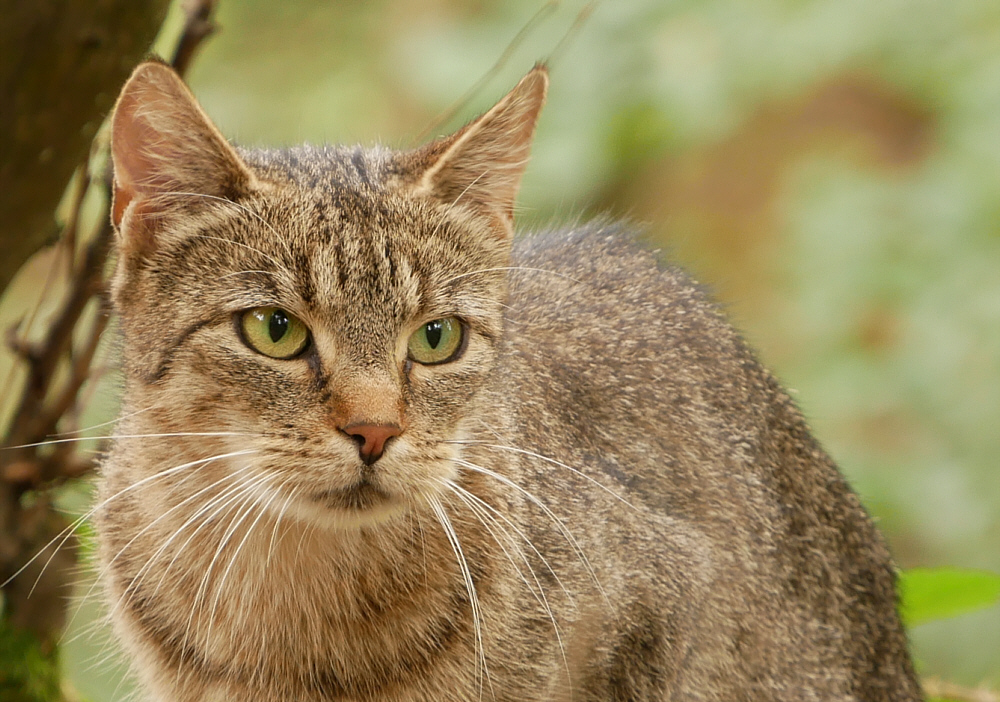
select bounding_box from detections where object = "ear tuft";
[110,61,257,249]
[409,65,549,234]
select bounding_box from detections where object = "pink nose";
[341,423,402,465]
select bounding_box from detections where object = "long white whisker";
[50,405,158,437]
[196,235,286,269]
[2,432,252,451]
[2,449,257,591]
[453,457,611,610]
[443,480,571,689]
[445,479,574,604]
[185,472,273,653]
[266,483,299,569]
[64,463,253,639]
[427,494,493,699]
[443,266,582,286]
[205,473,287,643]
[450,169,489,209]
[143,473,259,605]
[158,191,286,248]
[449,440,635,510]
[108,469,261,623]
[444,480,539,602]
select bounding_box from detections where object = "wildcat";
[96,59,922,702]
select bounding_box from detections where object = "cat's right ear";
[110,61,258,255]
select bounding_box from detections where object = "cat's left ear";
[405,65,548,237]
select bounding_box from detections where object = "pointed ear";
[407,65,548,235]
[110,61,257,253]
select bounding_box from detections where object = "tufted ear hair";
[110,60,258,255]
[405,65,548,238]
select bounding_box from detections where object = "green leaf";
[899,567,1000,627]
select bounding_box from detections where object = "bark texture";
[0,0,171,293]
[0,2,170,699]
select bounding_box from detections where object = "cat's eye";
[240,307,310,359]
[407,317,464,365]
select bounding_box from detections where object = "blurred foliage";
[900,567,1000,628]
[0,609,61,702]
[1,0,996,697]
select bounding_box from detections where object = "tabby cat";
[96,59,922,701]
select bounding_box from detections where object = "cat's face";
[107,62,546,528]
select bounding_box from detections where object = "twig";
[0,0,221,488]
[414,1,559,144]
[61,166,91,276]
[924,678,999,702]
[171,0,219,76]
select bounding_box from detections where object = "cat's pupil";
[269,310,289,343]
[425,321,442,349]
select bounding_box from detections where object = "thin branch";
[171,0,219,76]
[923,678,999,702]
[0,0,221,487]
[414,1,559,144]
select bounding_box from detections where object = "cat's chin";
[279,482,409,530]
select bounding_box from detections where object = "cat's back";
[500,223,921,701]
[503,222,772,514]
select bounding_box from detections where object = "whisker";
[442,266,581,287]
[453,457,611,611]
[426,494,493,699]
[76,465,255,630]
[107,469,262,623]
[266,482,299,570]
[1,449,257,591]
[443,480,571,688]
[179,472,270,661]
[205,473,287,643]
[49,405,158,437]
[64,463,252,638]
[157,191,286,249]
[448,440,635,510]
[444,480,538,602]
[445,479,574,604]
[449,169,489,210]
[195,235,286,270]
[2,431,253,451]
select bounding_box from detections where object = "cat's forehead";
[242,144,442,246]
[232,144,503,268]
[239,144,392,194]
[199,144,508,321]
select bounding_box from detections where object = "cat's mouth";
[310,478,394,512]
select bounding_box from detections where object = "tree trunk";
[0,1,170,699]
[0,0,171,293]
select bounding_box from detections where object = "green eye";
[240,307,310,359]
[407,317,464,365]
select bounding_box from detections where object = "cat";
[95,58,923,702]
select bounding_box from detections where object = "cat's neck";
[103,474,499,699]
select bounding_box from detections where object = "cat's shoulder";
[508,220,730,339]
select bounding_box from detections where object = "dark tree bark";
[0,2,171,699]
[0,0,171,294]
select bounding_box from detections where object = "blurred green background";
[7,0,997,697]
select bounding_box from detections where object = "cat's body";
[96,62,921,701]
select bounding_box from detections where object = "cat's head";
[107,61,547,528]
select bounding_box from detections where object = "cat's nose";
[341,422,402,465]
